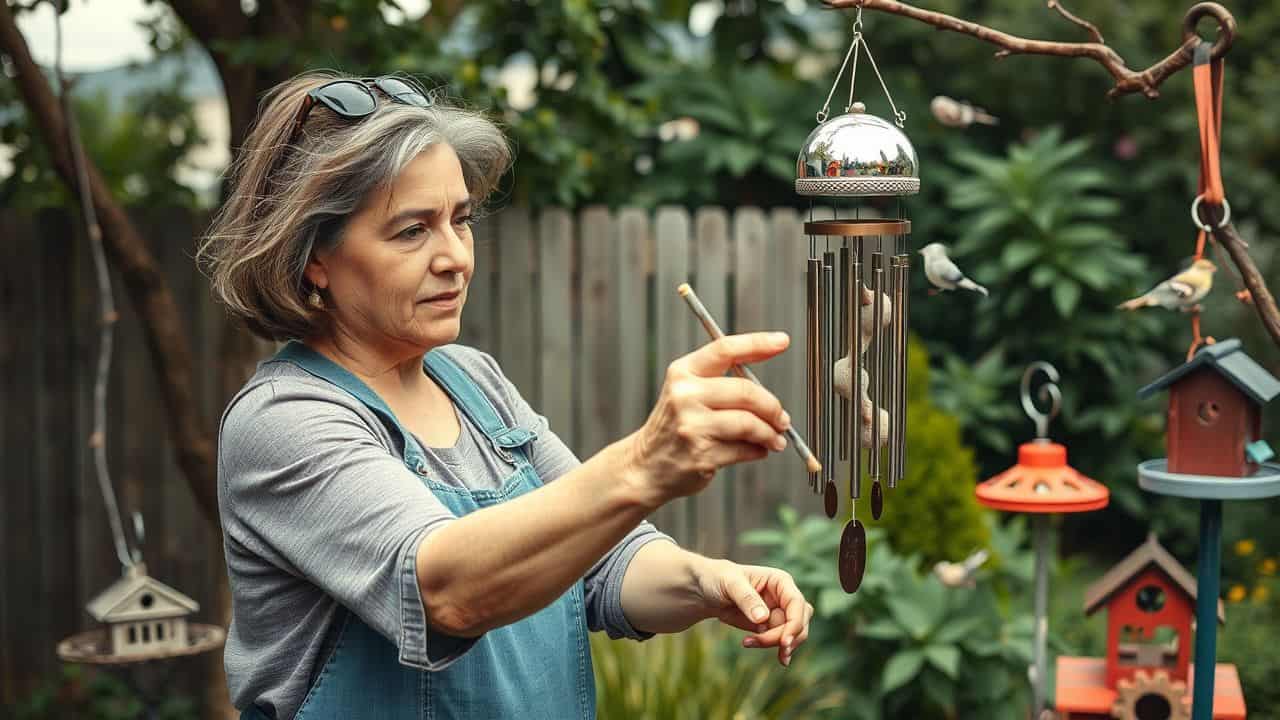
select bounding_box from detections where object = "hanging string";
[1185,41,1227,361]
[54,1,134,568]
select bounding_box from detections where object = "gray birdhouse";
[85,563,199,658]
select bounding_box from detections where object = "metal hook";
[853,5,863,32]
[1182,2,1236,61]
[1020,361,1062,440]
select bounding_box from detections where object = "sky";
[16,0,433,72]
[17,0,158,71]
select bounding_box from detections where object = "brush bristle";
[806,456,823,474]
[677,283,692,297]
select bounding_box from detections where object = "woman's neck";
[305,329,435,403]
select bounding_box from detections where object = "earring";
[308,288,325,309]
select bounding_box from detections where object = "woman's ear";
[303,254,328,290]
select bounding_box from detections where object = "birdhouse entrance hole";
[1196,400,1221,426]
[1135,692,1173,720]
[1137,585,1167,613]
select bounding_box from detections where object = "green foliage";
[742,508,1054,719]
[857,336,990,565]
[12,665,195,720]
[0,78,203,209]
[1219,578,1280,720]
[590,622,845,719]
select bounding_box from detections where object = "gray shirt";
[217,344,670,720]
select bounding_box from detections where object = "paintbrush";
[678,283,823,474]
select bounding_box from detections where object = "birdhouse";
[85,563,199,658]
[1137,339,1279,478]
[1055,535,1245,720]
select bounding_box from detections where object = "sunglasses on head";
[285,76,432,147]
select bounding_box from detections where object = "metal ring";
[1182,2,1236,61]
[1190,195,1231,232]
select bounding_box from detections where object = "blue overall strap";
[272,341,426,465]
[423,349,536,455]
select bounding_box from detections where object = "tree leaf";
[924,644,961,679]
[1001,242,1041,272]
[1052,280,1082,317]
[882,649,926,694]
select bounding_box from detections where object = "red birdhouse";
[1055,535,1245,720]
[1137,339,1279,478]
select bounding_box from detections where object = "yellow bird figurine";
[1117,258,1217,312]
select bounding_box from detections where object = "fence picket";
[577,207,618,459]
[652,206,692,543]
[538,209,575,446]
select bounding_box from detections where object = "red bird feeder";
[975,362,1110,716]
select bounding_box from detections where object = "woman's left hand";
[695,559,813,667]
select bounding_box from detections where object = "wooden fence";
[0,205,825,708]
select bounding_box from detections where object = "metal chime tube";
[822,251,835,490]
[838,244,850,461]
[806,258,821,492]
[869,250,883,480]
[893,249,910,486]
[885,253,899,486]
[850,241,862,502]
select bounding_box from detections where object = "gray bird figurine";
[930,96,999,128]
[920,243,989,297]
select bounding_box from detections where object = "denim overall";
[244,341,595,720]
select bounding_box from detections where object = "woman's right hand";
[623,332,793,506]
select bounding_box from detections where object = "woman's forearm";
[415,433,661,637]
[617,540,718,634]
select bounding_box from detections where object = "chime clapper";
[677,283,822,475]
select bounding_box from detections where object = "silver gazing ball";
[795,104,919,197]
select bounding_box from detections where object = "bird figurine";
[920,243,989,297]
[833,283,892,448]
[933,549,990,589]
[930,96,999,128]
[1117,258,1217,312]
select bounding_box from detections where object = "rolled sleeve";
[591,529,675,640]
[398,528,477,669]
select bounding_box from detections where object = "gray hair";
[199,71,512,341]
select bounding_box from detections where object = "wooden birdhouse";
[1137,339,1279,478]
[1055,535,1245,720]
[85,563,199,659]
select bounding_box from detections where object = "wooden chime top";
[976,439,1110,514]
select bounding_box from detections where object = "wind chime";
[796,6,919,593]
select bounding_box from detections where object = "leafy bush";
[12,665,195,720]
[742,507,1056,720]
[591,622,845,719]
[1219,577,1280,720]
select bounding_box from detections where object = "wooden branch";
[823,0,1236,99]
[1046,0,1103,44]
[0,2,219,526]
[1214,223,1280,349]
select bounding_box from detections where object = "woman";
[201,72,812,720]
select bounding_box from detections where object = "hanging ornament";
[797,5,918,593]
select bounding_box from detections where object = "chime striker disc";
[803,218,911,237]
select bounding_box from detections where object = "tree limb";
[1046,0,1103,44]
[823,0,1235,100]
[0,1,219,525]
[1214,223,1280,349]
